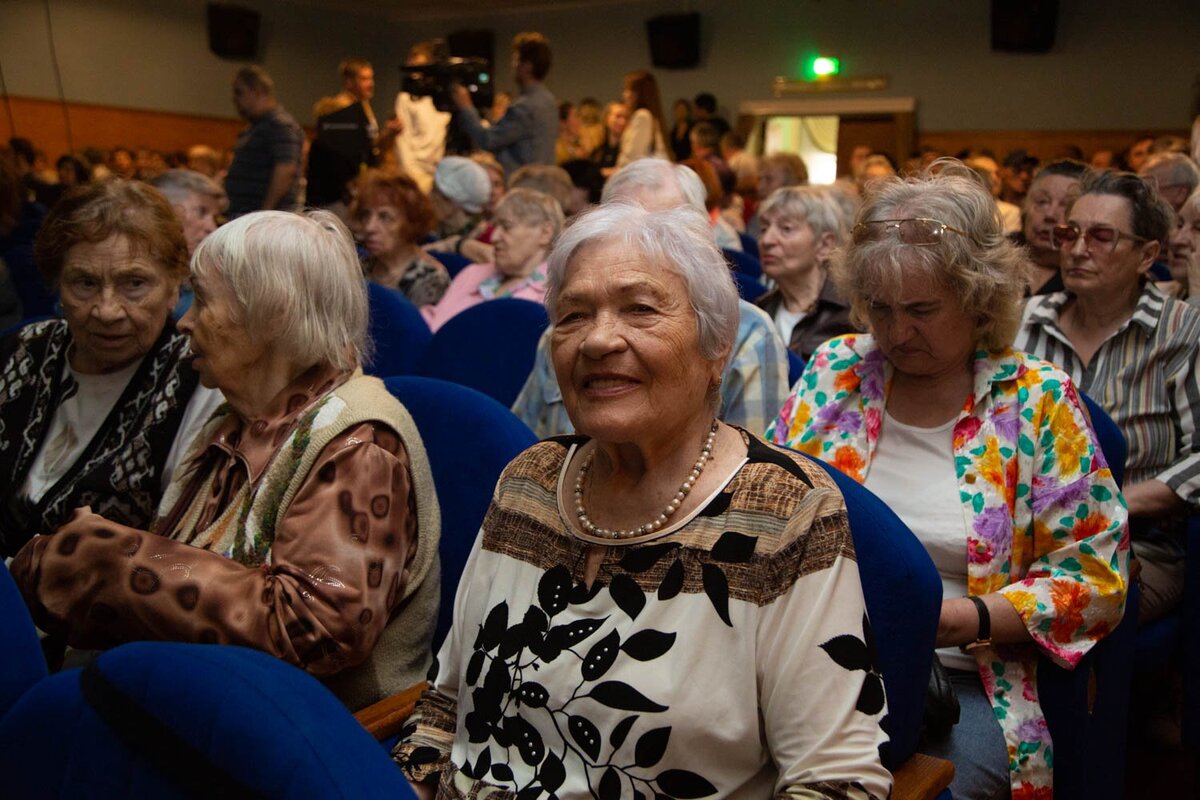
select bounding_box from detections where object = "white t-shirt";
[773,306,806,344]
[23,359,224,503]
[864,410,974,670]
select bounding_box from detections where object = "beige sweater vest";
[158,372,441,710]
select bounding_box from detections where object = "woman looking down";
[768,163,1129,799]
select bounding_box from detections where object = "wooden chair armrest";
[890,752,955,800]
[354,681,428,740]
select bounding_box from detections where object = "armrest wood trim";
[354,681,429,740]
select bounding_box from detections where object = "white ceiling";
[285,0,636,24]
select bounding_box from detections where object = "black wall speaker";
[207,3,260,59]
[646,13,701,69]
[991,0,1059,53]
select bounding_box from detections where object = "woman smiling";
[394,202,890,799]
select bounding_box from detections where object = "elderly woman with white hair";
[394,202,891,799]
[421,187,564,331]
[769,163,1129,798]
[755,186,856,361]
[11,210,440,712]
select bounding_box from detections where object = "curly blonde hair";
[833,160,1031,351]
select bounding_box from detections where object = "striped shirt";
[225,106,304,218]
[1015,282,1200,513]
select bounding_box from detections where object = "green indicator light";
[812,57,840,77]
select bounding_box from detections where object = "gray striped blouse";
[1015,282,1200,514]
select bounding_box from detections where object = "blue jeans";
[920,668,1009,800]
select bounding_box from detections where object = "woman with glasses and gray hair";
[1017,171,1200,629]
[768,162,1129,799]
[394,201,891,799]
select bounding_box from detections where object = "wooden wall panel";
[915,129,1189,165]
[2,95,247,160]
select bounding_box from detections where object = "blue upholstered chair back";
[1079,392,1125,489]
[384,376,537,652]
[1035,581,1139,799]
[416,297,549,408]
[795,451,942,769]
[428,250,473,278]
[722,247,762,279]
[732,271,768,302]
[738,231,759,260]
[786,351,805,388]
[364,282,432,379]
[0,561,47,721]
[0,642,415,799]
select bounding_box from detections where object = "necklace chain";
[574,420,719,540]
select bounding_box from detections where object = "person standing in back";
[451,33,557,174]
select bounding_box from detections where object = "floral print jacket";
[767,334,1130,798]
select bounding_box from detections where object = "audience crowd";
[3,27,1200,800]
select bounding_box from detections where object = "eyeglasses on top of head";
[852,218,969,246]
[1050,223,1150,252]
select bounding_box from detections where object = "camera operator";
[451,32,556,174]
[394,41,452,194]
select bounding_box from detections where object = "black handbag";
[921,654,961,741]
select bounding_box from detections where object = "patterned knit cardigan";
[155,372,441,710]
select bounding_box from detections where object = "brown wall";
[2,95,247,161]
[4,92,1191,175]
[916,129,1190,165]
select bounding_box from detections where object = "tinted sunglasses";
[1051,223,1149,252]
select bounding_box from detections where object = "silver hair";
[826,181,862,231]
[836,159,1029,351]
[1182,187,1200,219]
[495,187,566,239]
[1141,152,1200,196]
[508,164,573,211]
[758,185,847,244]
[150,169,226,205]
[600,157,706,213]
[191,210,368,372]
[545,202,739,363]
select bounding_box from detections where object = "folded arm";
[11,426,418,676]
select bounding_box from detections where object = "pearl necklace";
[574,420,720,540]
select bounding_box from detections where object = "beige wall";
[1,0,1197,140]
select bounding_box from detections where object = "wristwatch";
[961,595,992,653]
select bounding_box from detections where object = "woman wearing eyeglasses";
[767,162,1129,800]
[1017,170,1200,628]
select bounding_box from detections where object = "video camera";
[401,58,493,113]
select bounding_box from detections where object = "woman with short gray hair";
[754,186,856,361]
[394,201,891,799]
[421,187,564,331]
[545,201,738,362]
[12,210,441,712]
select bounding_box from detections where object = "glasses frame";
[852,217,969,247]
[1051,222,1150,253]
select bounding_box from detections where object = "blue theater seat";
[0,642,415,799]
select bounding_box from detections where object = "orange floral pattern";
[767,335,1130,796]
